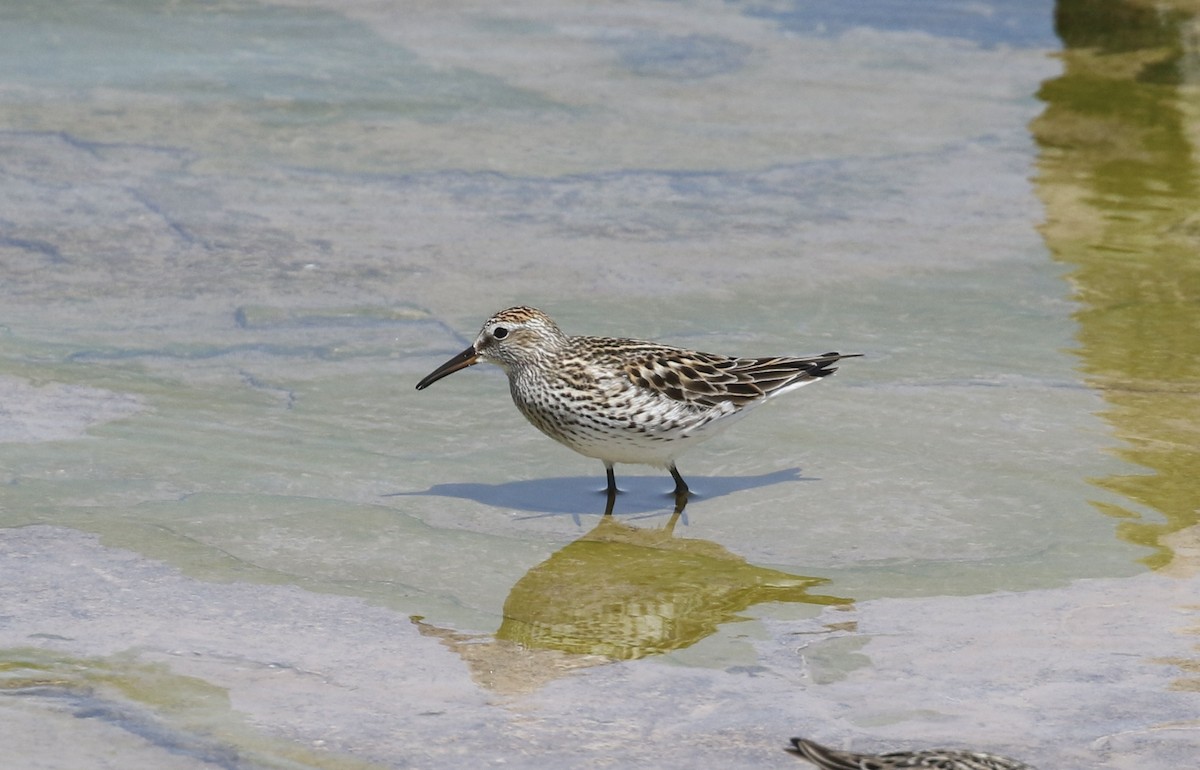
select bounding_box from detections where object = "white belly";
[512,377,751,467]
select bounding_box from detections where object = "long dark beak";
[415,346,478,390]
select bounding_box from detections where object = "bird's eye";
[492,326,509,339]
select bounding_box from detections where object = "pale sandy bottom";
[2,2,1196,769]
[2,526,1196,769]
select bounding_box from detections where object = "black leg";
[668,463,689,514]
[603,463,618,516]
[668,463,689,497]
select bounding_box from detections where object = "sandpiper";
[787,737,1034,770]
[415,306,858,514]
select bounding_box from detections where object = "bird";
[786,737,1034,770]
[415,306,858,514]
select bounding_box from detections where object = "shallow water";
[1,1,1197,768]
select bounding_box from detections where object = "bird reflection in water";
[413,509,850,694]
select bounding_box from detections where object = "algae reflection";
[1033,0,1200,574]
[0,648,380,770]
[416,512,849,694]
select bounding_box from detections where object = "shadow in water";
[389,467,810,519]
[413,511,850,694]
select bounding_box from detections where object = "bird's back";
[788,738,1034,770]
[505,336,853,466]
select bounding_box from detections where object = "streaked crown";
[473,306,568,368]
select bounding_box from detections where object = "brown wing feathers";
[626,351,856,407]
